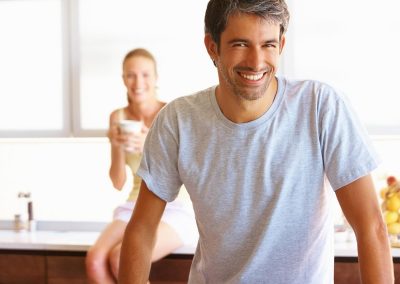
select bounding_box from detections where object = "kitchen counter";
[0,229,196,283]
[1,229,400,258]
[0,229,196,254]
[2,229,400,283]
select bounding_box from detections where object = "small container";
[14,214,26,232]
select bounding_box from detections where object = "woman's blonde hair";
[123,48,158,76]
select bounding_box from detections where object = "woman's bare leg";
[152,221,184,262]
[109,221,184,280]
[86,220,127,284]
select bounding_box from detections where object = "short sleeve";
[319,86,381,190]
[136,103,182,202]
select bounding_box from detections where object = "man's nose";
[246,47,266,71]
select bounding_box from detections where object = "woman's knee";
[86,246,109,278]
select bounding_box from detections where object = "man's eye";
[233,42,246,47]
[265,44,277,48]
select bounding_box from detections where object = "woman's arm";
[108,110,128,190]
[336,174,394,284]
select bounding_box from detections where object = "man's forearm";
[356,225,394,283]
[119,221,155,284]
[336,175,395,283]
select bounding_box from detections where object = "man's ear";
[204,33,218,62]
[279,35,286,54]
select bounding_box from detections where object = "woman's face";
[122,55,157,104]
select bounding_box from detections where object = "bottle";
[16,192,28,230]
[27,199,36,232]
[17,191,35,232]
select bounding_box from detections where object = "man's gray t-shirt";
[137,77,380,284]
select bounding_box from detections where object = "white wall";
[0,137,399,222]
[0,138,126,222]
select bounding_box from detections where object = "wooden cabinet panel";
[334,260,400,284]
[334,262,361,284]
[2,250,400,284]
[0,253,45,284]
[47,255,87,284]
[150,256,192,283]
[395,263,400,283]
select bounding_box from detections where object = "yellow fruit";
[384,211,399,224]
[386,196,400,211]
[380,187,388,199]
[388,222,400,235]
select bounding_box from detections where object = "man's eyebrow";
[264,38,280,44]
[226,38,280,44]
[227,38,248,44]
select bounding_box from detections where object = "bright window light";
[0,0,63,131]
[286,0,400,134]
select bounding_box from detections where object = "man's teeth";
[240,73,264,81]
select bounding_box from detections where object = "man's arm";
[119,181,167,284]
[336,174,394,284]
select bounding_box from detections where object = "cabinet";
[334,257,400,283]
[0,250,190,284]
[0,250,86,284]
[0,251,45,284]
[1,250,400,284]
[47,254,87,284]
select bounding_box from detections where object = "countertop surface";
[0,229,196,254]
[1,229,400,258]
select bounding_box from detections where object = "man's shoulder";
[280,76,334,92]
[155,86,216,124]
[279,77,342,103]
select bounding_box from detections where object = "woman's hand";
[108,123,127,151]
[124,124,149,153]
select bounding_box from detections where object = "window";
[76,0,216,134]
[0,0,398,137]
[0,0,215,137]
[284,0,400,135]
[0,0,67,137]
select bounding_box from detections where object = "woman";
[86,48,196,283]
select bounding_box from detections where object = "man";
[119,0,394,283]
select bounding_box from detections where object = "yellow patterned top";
[117,108,143,201]
[125,152,142,201]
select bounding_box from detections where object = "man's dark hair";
[205,0,290,47]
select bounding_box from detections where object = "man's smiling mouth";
[238,72,265,81]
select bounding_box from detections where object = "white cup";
[119,119,142,134]
[118,120,143,152]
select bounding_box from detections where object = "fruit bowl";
[381,176,400,246]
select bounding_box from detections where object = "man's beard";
[219,64,272,101]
